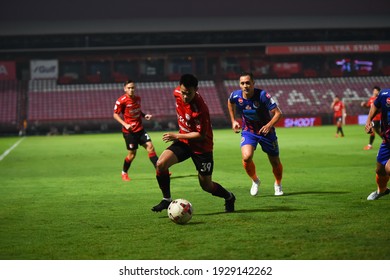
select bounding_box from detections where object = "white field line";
[0,137,25,161]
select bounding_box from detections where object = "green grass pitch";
[0,125,389,260]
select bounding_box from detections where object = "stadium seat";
[25,76,390,125]
[26,80,225,123]
[0,80,19,124]
[224,76,390,116]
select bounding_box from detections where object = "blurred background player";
[330,96,346,137]
[227,72,284,197]
[113,80,160,181]
[361,86,381,150]
[365,87,390,200]
[151,74,236,213]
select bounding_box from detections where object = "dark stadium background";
[0,0,389,135]
[1,0,389,33]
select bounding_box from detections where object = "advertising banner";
[266,43,390,55]
[275,117,322,128]
[0,61,16,80]
[30,60,58,79]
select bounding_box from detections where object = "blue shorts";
[377,142,390,165]
[241,130,280,156]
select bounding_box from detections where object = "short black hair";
[373,86,381,92]
[123,80,134,86]
[240,71,254,81]
[180,74,198,89]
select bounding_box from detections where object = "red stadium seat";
[224,76,390,117]
[26,80,226,123]
[0,80,19,124]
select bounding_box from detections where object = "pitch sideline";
[0,137,25,161]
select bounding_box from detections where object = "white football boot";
[274,183,284,196]
[250,179,260,196]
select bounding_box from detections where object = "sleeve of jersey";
[261,90,277,111]
[228,91,236,103]
[113,99,122,114]
[174,88,181,98]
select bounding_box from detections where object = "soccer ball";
[167,198,193,224]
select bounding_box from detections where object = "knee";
[376,166,387,176]
[155,159,165,171]
[156,158,169,172]
[242,153,253,162]
[127,152,136,161]
[269,157,281,168]
[145,144,155,153]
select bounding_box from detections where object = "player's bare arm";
[259,107,283,135]
[162,131,202,142]
[113,113,132,131]
[227,101,241,133]
[365,104,380,134]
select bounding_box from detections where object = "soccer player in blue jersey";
[228,72,284,196]
[365,87,390,200]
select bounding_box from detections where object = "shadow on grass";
[136,174,198,181]
[156,215,206,225]
[170,174,198,180]
[199,206,306,216]
[176,221,205,226]
[281,191,350,196]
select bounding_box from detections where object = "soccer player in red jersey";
[361,86,381,150]
[113,80,160,181]
[151,74,236,212]
[330,96,346,137]
[228,72,284,197]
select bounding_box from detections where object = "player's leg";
[374,120,382,140]
[367,143,390,200]
[142,141,158,166]
[337,118,344,137]
[152,142,188,212]
[334,117,339,137]
[259,133,284,196]
[193,152,235,212]
[122,133,138,181]
[122,149,136,181]
[364,131,375,150]
[365,121,380,150]
[140,130,159,167]
[198,174,236,212]
[267,155,284,196]
[241,144,257,179]
[241,131,260,196]
[369,132,375,146]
